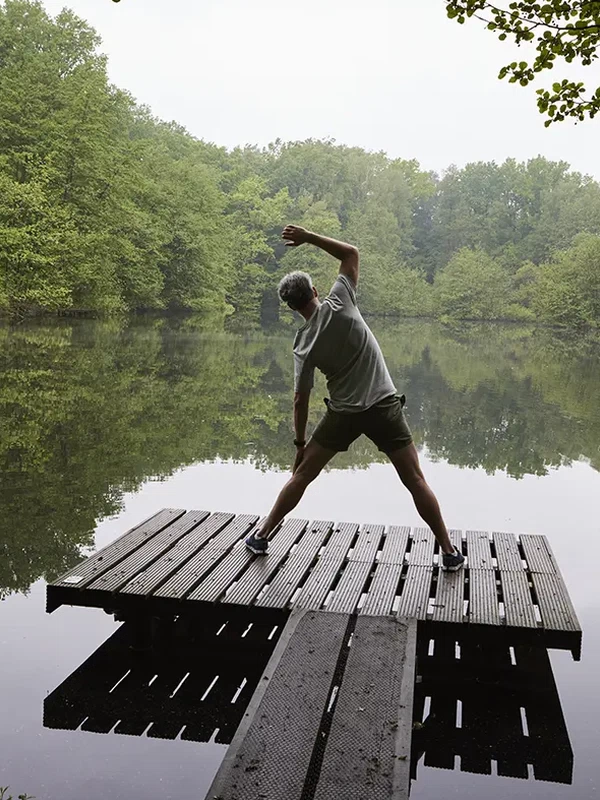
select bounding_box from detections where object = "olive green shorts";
[312,394,413,455]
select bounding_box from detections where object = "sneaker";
[245,532,268,555]
[442,547,465,572]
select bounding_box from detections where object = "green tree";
[0,1,232,316]
[225,175,290,314]
[445,1,600,124]
[435,248,511,319]
[1,2,600,325]
[531,234,600,325]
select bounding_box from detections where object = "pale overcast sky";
[42,0,600,179]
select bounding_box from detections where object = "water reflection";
[42,610,575,792]
[44,609,281,744]
[412,627,573,785]
[1,317,599,597]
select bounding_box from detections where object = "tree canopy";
[445,1,600,124]
[1,1,599,326]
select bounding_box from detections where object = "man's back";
[293,274,396,413]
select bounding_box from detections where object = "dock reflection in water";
[44,612,575,793]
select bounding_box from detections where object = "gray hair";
[278,271,314,310]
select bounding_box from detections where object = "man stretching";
[245,225,464,571]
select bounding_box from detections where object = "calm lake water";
[1,316,599,799]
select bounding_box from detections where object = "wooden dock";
[47,508,582,658]
[44,508,581,799]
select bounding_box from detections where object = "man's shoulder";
[325,274,358,308]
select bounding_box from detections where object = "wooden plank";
[187,543,255,604]
[50,508,186,590]
[396,565,433,620]
[432,567,465,623]
[293,523,358,611]
[312,617,416,800]
[207,609,350,800]
[466,530,494,570]
[223,518,308,606]
[183,519,284,604]
[327,561,374,614]
[531,572,581,632]
[379,525,410,565]
[349,523,384,562]
[501,570,538,628]
[256,520,332,609]
[493,531,524,571]
[468,570,501,626]
[360,563,402,617]
[84,510,210,594]
[189,518,306,606]
[409,527,436,566]
[520,534,558,574]
[121,512,235,596]
[154,515,259,599]
[448,528,463,550]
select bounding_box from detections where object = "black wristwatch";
[293,439,306,448]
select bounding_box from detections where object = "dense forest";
[1,0,600,326]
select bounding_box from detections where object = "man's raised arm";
[282,225,359,286]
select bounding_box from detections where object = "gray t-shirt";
[293,274,396,413]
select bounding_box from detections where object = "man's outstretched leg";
[246,440,336,554]
[388,443,464,570]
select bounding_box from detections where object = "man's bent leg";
[388,443,454,555]
[258,440,336,540]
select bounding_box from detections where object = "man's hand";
[283,227,359,286]
[293,445,305,474]
[282,224,311,248]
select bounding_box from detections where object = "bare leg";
[258,440,336,539]
[388,443,454,554]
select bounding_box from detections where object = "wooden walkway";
[46,508,582,658]
[208,610,416,800]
